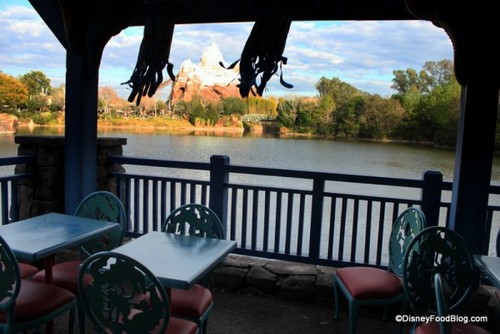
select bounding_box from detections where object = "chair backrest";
[78,251,170,334]
[402,226,477,318]
[75,191,128,258]
[387,206,426,277]
[0,235,22,329]
[161,203,225,239]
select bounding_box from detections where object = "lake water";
[4,125,500,184]
[2,126,500,256]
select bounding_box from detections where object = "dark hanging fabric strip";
[221,0,295,98]
[122,1,176,105]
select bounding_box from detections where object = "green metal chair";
[402,226,490,333]
[78,251,199,334]
[333,206,426,334]
[161,203,225,334]
[162,203,225,239]
[33,190,128,333]
[0,234,77,333]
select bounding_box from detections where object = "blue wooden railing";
[107,155,500,268]
[2,154,499,268]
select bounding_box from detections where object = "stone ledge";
[211,254,336,302]
[211,253,496,319]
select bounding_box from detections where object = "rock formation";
[170,42,240,104]
[0,113,18,133]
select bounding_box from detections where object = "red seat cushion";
[416,321,491,334]
[170,284,213,318]
[19,263,39,278]
[32,260,92,294]
[336,267,402,299]
[166,317,199,334]
[0,279,75,323]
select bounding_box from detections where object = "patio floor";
[47,285,411,334]
[207,287,406,334]
[42,249,498,334]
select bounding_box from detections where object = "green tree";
[19,70,52,97]
[316,95,335,135]
[391,59,455,96]
[221,97,247,115]
[357,95,406,139]
[205,102,221,125]
[423,59,455,88]
[295,99,320,133]
[184,97,208,125]
[315,77,361,108]
[390,59,459,145]
[331,96,363,139]
[415,80,461,146]
[276,97,296,128]
[0,72,29,110]
[49,84,66,112]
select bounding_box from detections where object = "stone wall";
[13,135,126,219]
[211,254,336,302]
[211,253,494,321]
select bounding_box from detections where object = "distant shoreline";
[12,117,448,149]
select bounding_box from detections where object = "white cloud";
[1,1,454,99]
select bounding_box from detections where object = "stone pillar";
[13,135,126,220]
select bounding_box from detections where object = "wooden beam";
[64,51,98,214]
[28,0,68,49]
[449,77,499,254]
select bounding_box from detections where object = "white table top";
[0,212,120,262]
[474,255,500,289]
[113,231,237,289]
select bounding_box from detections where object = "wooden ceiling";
[134,0,415,25]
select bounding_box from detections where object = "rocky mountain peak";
[170,42,240,103]
[200,42,224,68]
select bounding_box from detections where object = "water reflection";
[8,124,500,184]
[5,124,469,182]
[15,125,65,136]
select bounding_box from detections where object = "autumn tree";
[245,96,278,116]
[98,86,129,117]
[0,72,29,111]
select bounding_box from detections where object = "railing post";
[309,178,325,260]
[421,170,443,226]
[209,155,229,235]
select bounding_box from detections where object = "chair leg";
[348,300,358,334]
[397,298,407,334]
[382,305,389,321]
[77,297,86,334]
[333,278,341,320]
[200,318,208,334]
[69,305,76,333]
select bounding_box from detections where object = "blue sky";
[0,0,454,99]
